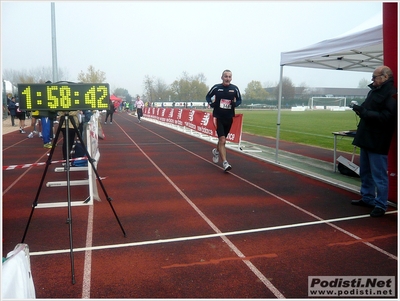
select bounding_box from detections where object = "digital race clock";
[17,83,110,111]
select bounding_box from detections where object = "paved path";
[2,116,23,135]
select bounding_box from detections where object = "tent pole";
[275,65,284,162]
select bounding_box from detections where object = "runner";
[206,69,242,172]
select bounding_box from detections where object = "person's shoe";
[38,132,43,138]
[351,199,374,208]
[43,143,52,149]
[110,122,112,124]
[104,121,107,124]
[223,161,232,172]
[212,148,219,163]
[27,132,34,138]
[370,207,385,217]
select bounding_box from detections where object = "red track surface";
[2,112,397,298]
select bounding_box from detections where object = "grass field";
[237,109,360,153]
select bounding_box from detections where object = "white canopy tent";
[275,23,383,161]
[280,25,383,72]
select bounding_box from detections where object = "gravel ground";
[2,116,30,135]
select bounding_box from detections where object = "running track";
[2,112,397,298]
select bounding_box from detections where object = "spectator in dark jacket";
[104,99,115,124]
[15,98,27,133]
[7,96,17,126]
[351,65,397,217]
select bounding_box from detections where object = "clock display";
[17,83,110,111]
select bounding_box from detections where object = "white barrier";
[2,244,36,299]
[38,112,101,208]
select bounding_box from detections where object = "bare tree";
[3,67,69,84]
[143,75,155,102]
[297,82,309,101]
[153,78,169,101]
[193,72,207,84]
[274,76,295,100]
[358,78,370,88]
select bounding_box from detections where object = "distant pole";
[275,66,283,163]
[51,2,59,82]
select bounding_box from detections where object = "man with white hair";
[351,65,397,217]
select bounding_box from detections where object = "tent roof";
[280,24,383,72]
[110,94,122,101]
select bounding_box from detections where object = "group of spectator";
[5,94,93,162]
[6,94,57,148]
[28,110,91,162]
[27,110,58,148]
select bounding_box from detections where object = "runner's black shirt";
[206,83,242,118]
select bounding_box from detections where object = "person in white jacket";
[135,95,145,123]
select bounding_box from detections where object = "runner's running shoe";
[223,161,232,172]
[212,148,219,163]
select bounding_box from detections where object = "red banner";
[143,107,243,144]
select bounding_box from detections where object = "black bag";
[71,142,88,167]
[338,162,360,178]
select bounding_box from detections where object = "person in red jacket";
[351,65,397,217]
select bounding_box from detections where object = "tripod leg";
[69,116,126,237]
[63,115,76,285]
[21,115,65,243]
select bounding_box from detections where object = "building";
[295,87,369,100]
[265,86,368,99]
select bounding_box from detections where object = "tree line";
[3,65,368,107]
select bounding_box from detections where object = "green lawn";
[238,109,360,153]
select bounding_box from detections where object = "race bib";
[220,99,232,110]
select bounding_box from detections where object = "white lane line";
[227,170,398,261]
[3,151,49,195]
[33,118,396,298]
[136,121,398,261]
[81,204,94,299]
[119,124,285,298]
[47,123,283,299]
[29,210,398,257]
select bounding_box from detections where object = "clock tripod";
[21,112,126,284]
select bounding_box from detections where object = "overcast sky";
[2,1,383,96]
